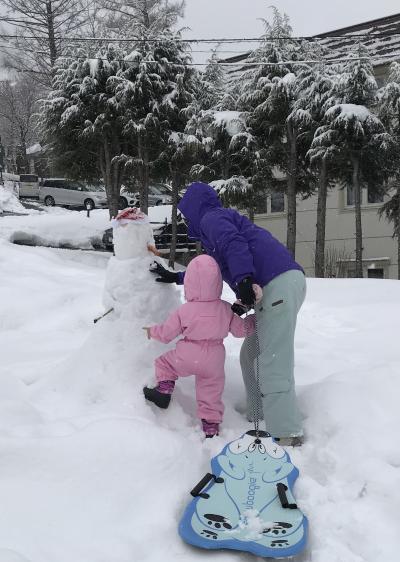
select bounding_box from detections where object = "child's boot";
[143,380,175,409]
[202,419,219,438]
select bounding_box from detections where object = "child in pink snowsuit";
[143,255,255,438]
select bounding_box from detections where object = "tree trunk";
[101,140,118,219]
[397,185,400,281]
[168,169,179,269]
[398,231,400,281]
[138,135,149,214]
[46,1,58,68]
[315,157,328,278]
[286,123,297,258]
[351,154,363,278]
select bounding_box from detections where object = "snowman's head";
[112,208,154,260]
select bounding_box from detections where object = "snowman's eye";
[258,443,266,454]
[248,442,257,452]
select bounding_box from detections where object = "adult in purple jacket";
[152,182,306,445]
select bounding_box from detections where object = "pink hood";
[184,255,223,302]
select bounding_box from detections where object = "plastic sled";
[179,430,308,558]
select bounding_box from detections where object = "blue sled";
[179,430,308,558]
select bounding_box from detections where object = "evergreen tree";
[302,60,339,277]
[197,49,226,111]
[379,62,400,279]
[313,47,394,277]
[41,45,132,217]
[121,33,195,213]
[331,46,393,277]
[40,34,196,217]
[237,9,315,256]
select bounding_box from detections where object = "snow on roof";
[222,13,400,73]
[315,13,400,67]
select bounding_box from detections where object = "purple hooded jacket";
[177,182,303,291]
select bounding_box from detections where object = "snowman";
[102,208,181,325]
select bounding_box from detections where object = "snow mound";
[0,184,25,214]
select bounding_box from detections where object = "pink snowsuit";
[149,255,255,424]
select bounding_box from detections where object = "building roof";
[222,12,400,70]
[315,12,400,67]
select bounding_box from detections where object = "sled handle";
[276,483,298,509]
[190,473,224,499]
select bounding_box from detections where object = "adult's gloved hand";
[237,277,256,307]
[149,261,179,284]
[231,302,248,317]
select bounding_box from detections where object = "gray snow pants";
[240,269,306,438]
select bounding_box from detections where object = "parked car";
[39,179,108,209]
[18,174,40,198]
[119,184,173,209]
[102,215,197,255]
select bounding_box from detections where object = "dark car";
[102,215,197,254]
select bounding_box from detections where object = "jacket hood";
[184,255,223,302]
[178,182,222,239]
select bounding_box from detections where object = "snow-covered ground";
[0,184,26,215]
[0,213,399,562]
[0,204,173,249]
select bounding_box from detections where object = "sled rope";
[246,309,262,439]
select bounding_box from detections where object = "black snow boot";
[143,386,172,409]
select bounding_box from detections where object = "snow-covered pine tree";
[40,45,132,217]
[198,49,226,111]
[313,45,393,277]
[378,62,400,279]
[121,32,195,213]
[301,56,339,277]
[237,8,315,256]
[186,106,266,221]
[314,45,394,277]
[155,58,199,266]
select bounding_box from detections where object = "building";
[226,13,400,279]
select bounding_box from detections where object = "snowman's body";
[103,213,181,324]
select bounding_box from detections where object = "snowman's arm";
[149,309,183,343]
[176,271,185,285]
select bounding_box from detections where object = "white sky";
[182,0,400,62]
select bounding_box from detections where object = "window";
[271,191,285,213]
[346,185,355,206]
[43,180,57,188]
[20,174,38,182]
[254,196,268,214]
[367,187,384,204]
[367,268,384,279]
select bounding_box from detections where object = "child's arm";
[229,312,255,338]
[147,309,183,343]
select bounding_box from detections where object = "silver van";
[39,179,108,210]
[19,174,40,198]
[119,183,172,209]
